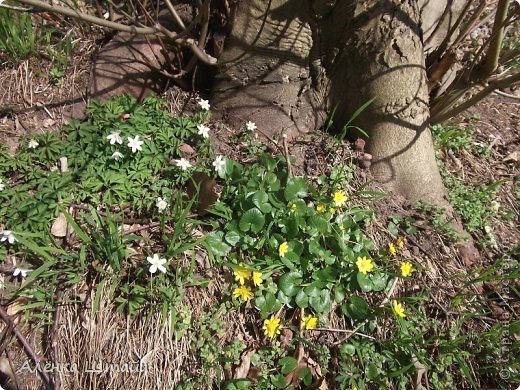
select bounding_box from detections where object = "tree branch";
[481,0,511,77]
[431,71,520,124]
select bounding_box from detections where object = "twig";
[481,0,510,77]
[312,327,376,340]
[6,349,22,390]
[49,290,63,390]
[0,305,52,388]
[164,0,186,30]
[431,71,520,123]
[282,134,293,179]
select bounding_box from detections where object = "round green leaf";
[342,295,370,321]
[284,177,308,201]
[309,289,331,314]
[340,343,356,357]
[205,231,231,256]
[239,208,265,233]
[357,272,374,292]
[279,356,298,375]
[278,272,303,297]
[225,229,241,246]
[295,290,309,308]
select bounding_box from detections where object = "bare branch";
[431,71,520,123]
[164,0,186,30]
[481,0,511,77]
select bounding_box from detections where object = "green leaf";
[205,231,231,256]
[342,295,370,321]
[309,289,331,314]
[255,292,281,318]
[271,374,288,389]
[366,363,379,380]
[340,343,356,357]
[357,272,374,292]
[278,272,303,297]
[92,278,106,317]
[250,190,271,213]
[308,215,330,234]
[239,208,265,233]
[297,367,312,385]
[225,229,241,246]
[295,290,309,308]
[284,177,308,201]
[280,356,298,375]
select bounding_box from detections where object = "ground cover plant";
[0,92,518,389]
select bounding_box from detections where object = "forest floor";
[0,22,519,390]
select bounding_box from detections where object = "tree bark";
[326,0,449,205]
[211,0,328,137]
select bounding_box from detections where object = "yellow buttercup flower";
[333,190,348,207]
[396,236,405,249]
[291,203,297,211]
[263,316,282,338]
[316,204,326,213]
[302,315,318,330]
[279,241,289,257]
[400,262,414,277]
[233,285,254,301]
[388,242,396,256]
[392,300,406,318]
[356,256,374,275]
[252,271,263,287]
[329,207,335,214]
[233,264,251,285]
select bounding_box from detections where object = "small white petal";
[197,124,210,139]
[175,158,192,171]
[107,131,123,145]
[127,136,144,153]
[198,99,210,111]
[245,121,257,131]
[28,139,39,149]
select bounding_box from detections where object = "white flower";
[197,124,210,139]
[107,131,123,145]
[127,135,144,153]
[147,254,167,274]
[212,155,226,174]
[28,139,39,149]
[103,11,110,19]
[1,230,16,244]
[246,121,257,131]
[0,179,4,191]
[111,151,124,160]
[156,197,168,213]
[175,158,192,171]
[198,99,210,111]
[13,268,29,278]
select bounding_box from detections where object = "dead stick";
[0,306,52,388]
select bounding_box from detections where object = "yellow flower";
[329,207,335,214]
[291,203,297,211]
[233,285,254,301]
[388,242,396,256]
[333,190,348,207]
[302,315,318,330]
[252,271,263,287]
[279,241,289,257]
[396,236,405,249]
[356,256,374,275]
[392,300,406,318]
[233,264,251,285]
[316,204,326,213]
[263,316,282,338]
[400,262,414,277]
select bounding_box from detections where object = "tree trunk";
[326,0,449,205]
[211,0,328,137]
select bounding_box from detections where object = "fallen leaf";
[413,354,428,390]
[179,143,195,155]
[503,151,520,164]
[51,213,69,237]
[187,172,219,216]
[234,349,256,379]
